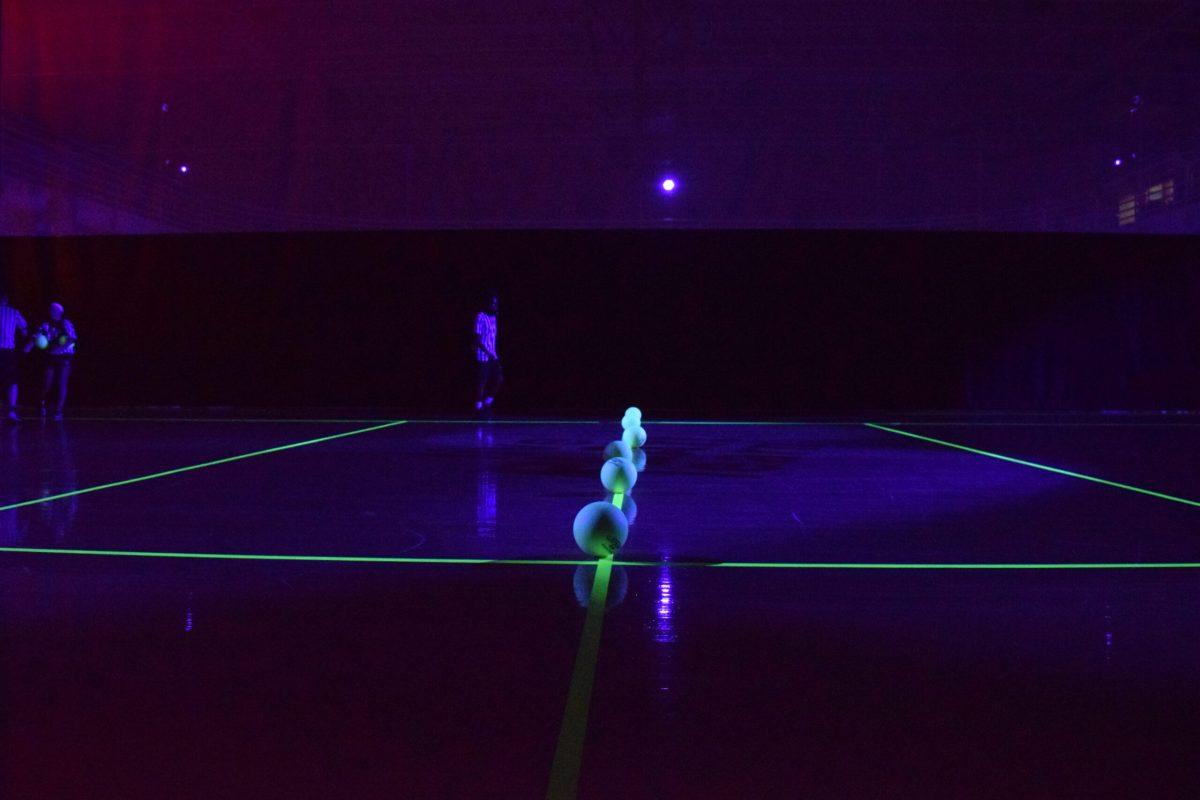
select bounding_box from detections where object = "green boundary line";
[51,417,1200,427]
[864,422,1200,508]
[64,417,604,425]
[0,420,407,512]
[707,560,1200,569]
[64,417,391,424]
[883,422,1200,428]
[0,547,1197,569]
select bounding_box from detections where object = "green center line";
[864,422,1200,508]
[544,490,624,798]
[0,420,408,512]
[546,554,613,800]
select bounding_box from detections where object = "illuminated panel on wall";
[1144,179,1174,205]
[1117,179,1175,227]
[1117,195,1137,227]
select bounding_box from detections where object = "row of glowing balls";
[571,407,648,558]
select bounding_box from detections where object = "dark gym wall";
[1,230,1197,414]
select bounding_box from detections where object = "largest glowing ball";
[572,501,629,557]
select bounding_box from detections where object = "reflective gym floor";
[2,417,1199,798]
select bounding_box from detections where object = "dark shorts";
[43,354,73,369]
[476,359,503,386]
[0,349,18,385]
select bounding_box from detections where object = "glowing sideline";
[864,422,1200,508]
[0,420,408,512]
[1,547,1197,570]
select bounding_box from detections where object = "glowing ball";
[572,501,629,557]
[622,425,647,449]
[603,439,633,462]
[631,448,647,473]
[58,335,68,346]
[34,334,48,350]
[624,406,642,422]
[621,414,640,430]
[573,564,629,608]
[600,456,637,493]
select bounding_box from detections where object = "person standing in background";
[27,302,77,421]
[474,294,502,415]
[0,290,29,423]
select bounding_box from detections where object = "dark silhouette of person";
[474,294,502,414]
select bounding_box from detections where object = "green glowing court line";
[706,561,1200,569]
[884,422,1200,428]
[68,417,603,425]
[0,547,490,563]
[66,417,390,424]
[76,418,607,425]
[865,422,1200,508]
[650,419,831,426]
[0,420,407,512]
[408,419,605,425]
[52,416,1200,428]
[546,555,612,800]
[2,547,1198,570]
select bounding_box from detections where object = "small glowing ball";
[631,449,647,473]
[572,501,629,557]
[624,406,642,422]
[661,178,676,192]
[34,334,48,350]
[622,425,647,449]
[600,456,637,493]
[58,335,68,346]
[603,439,633,462]
[621,414,640,430]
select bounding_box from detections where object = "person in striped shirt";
[0,290,30,423]
[26,302,78,420]
[474,294,502,414]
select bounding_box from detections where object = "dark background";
[2,229,1198,414]
[4,2,1198,415]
